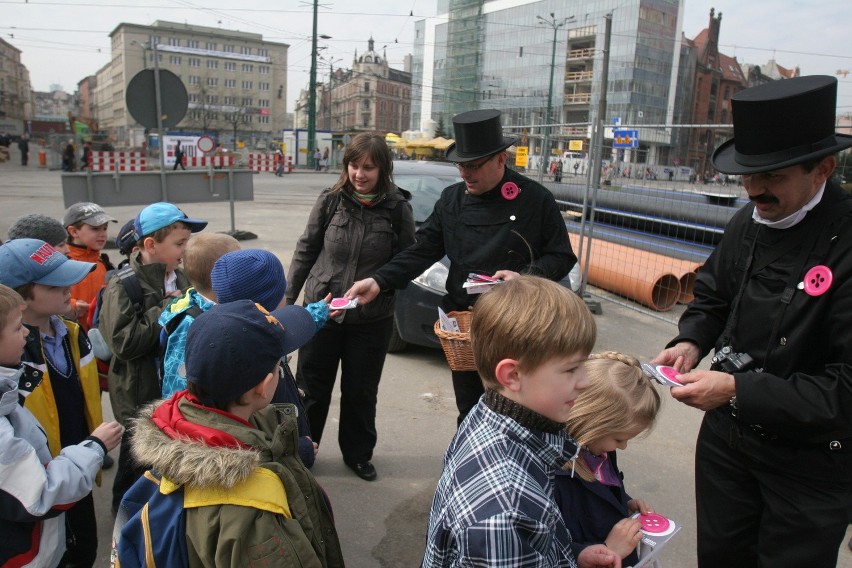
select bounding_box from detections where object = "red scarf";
[151,391,253,449]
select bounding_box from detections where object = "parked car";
[388,160,581,352]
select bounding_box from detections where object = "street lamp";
[319,55,343,131]
[536,12,574,181]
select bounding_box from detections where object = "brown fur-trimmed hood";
[129,399,263,489]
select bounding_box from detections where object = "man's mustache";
[750,194,778,204]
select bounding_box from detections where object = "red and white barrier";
[90,151,147,172]
[248,153,277,173]
[183,155,235,168]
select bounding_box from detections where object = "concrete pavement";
[0,151,849,567]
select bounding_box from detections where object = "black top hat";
[445,109,517,162]
[712,75,852,175]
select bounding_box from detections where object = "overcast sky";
[4,0,851,116]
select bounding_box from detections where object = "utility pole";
[307,0,319,170]
[578,12,612,305]
[536,13,574,183]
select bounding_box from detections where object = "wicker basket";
[433,311,476,371]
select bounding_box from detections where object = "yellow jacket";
[20,318,103,458]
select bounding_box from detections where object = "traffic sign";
[515,146,529,168]
[613,129,639,148]
[568,140,584,151]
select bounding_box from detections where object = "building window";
[188,93,199,102]
[188,75,200,85]
[169,55,182,65]
[224,44,235,53]
[364,82,370,92]
[225,79,236,88]
[188,40,199,48]
[241,97,253,106]
[259,65,270,74]
[242,80,253,89]
[362,99,370,110]
[207,112,219,120]
[259,115,270,124]
[188,57,201,67]
[224,61,236,71]
[207,77,219,86]
[258,98,270,106]
[241,46,252,55]
[243,114,252,123]
[207,60,218,69]
[259,82,270,91]
[206,95,218,104]
[258,48,269,57]
[149,35,161,45]
[168,37,180,46]
[206,42,217,50]
[242,63,254,73]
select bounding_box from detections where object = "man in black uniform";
[347,109,576,425]
[653,75,852,567]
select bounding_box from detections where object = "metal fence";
[504,122,746,324]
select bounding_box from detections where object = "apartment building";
[97,20,288,149]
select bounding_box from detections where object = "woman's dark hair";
[331,133,394,195]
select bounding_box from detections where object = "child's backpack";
[86,266,145,390]
[157,300,205,395]
[112,467,291,568]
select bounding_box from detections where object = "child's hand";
[627,498,654,515]
[323,292,343,318]
[577,544,622,568]
[90,421,124,452]
[74,300,89,319]
[604,517,643,559]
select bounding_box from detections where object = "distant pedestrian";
[62,139,76,172]
[314,148,323,171]
[554,158,563,183]
[81,142,93,171]
[323,147,330,171]
[573,161,580,176]
[18,135,30,166]
[173,140,185,170]
[274,147,284,176]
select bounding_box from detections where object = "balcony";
[565,70,594,82]
[564,92,592,105]
[567,48,595,60]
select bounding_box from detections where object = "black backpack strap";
[116,266,145,318]
[163,305,203,336]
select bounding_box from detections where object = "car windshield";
[394,169,462,223]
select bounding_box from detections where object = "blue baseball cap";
[185,300,317,404]
[0,239,96,288]
[134,202,207,238]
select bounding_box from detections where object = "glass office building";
[412,0,683,164]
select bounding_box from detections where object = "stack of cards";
[641,363,684,388]
[462,273,504,294]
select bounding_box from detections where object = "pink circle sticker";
[802,265,832,297]
[330,298,351,309]
[501,182,520,200]
[657,365,683,386]
[639,513,670,534]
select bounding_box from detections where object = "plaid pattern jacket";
[422,398,578,567]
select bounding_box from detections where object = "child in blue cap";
[97,201,207,513]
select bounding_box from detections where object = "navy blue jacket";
[553,451,640,566]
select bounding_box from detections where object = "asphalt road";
[0,152,849,567]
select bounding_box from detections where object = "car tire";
[387,317,408,353]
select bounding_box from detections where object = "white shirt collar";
[752,181,826,229]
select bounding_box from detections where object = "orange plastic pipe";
[570,235,701,311]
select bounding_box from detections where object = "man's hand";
[670,369,736,411]
[604,517,643,559]
[577,544,621,568]
[651,341,700,373]
[90,421,124,452]
[346,278,380,304]
[492,269,520,281]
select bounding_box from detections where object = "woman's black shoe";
[346,461,377,481]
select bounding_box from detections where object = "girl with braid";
[554,352,662,566]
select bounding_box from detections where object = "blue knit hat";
[211,249,286,311]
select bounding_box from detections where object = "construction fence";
[504,122,746,325]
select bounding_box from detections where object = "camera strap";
[718,220,760,350]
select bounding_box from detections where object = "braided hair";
[565,351,662,481]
